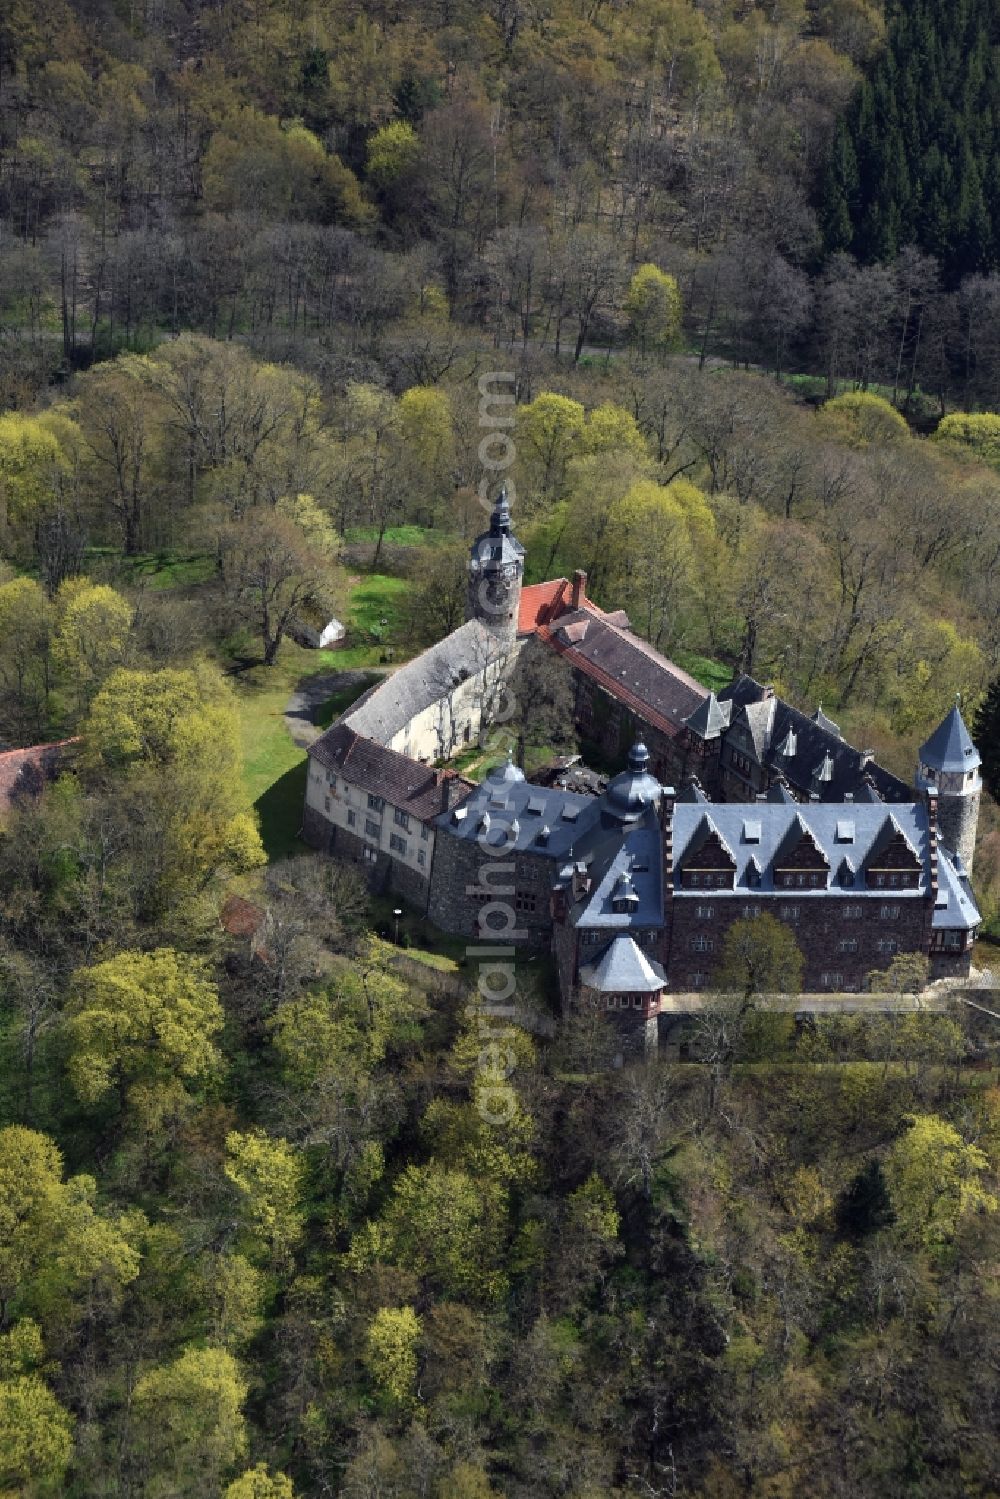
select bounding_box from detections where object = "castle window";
[692,935,713,952]
[695,904,714,919]
[365,818,380,839]
[394,809,410,830]
[362,847,378,864]
[421,824,429,840]
[390,834,407,855]
[327,773,337,790]
[633,996,642,1008]
[839,938,859,953]
[743,904,761,919]
[347,810,356,828]
[879,904,901,920]
[820,972,843,990]
[515,891,537,913]
[691,972,706,989]
[844,904,863,919]
[367,794,384,812]
[877,938,898,955]
[781,905,801,922]
[324,796,331,812]
[417,850,426,868]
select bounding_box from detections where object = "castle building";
[915,700,982,874]
[302,499,983,1024]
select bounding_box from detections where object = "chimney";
[859,749,874,768]
[761,684,775,700]
[571,569,587,609]
[439,772,463,812]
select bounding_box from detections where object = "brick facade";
[666,893,931,993]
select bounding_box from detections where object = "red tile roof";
[220,894,267,938]
[518,579,569,633]
[0,739,77,814]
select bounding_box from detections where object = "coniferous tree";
[973,675,1000,802]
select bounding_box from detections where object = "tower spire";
[466,484,525,638]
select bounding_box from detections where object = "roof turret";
[485,756,526,786]
[918,702,981,775]
[602,741,662,824]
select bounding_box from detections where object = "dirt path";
[283,667,387,750]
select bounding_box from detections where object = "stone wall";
[426,829,552,946]
[574,676,690,783]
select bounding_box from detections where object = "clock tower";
[467,485,525,642]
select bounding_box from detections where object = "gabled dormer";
[863,814,923,890]
[677,815,737,890]
[772,815,830,890]
[611,870,641,914]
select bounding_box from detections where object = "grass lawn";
[316,673,382,730]
[85,547,217,590]
[231,639,357,860]
[675,651,732,694]
[344,524,452,548]
[347,573,409,639]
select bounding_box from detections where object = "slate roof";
[344,618,500,744]
[0,739,77,813]
[566,812,664,932]
[933,848,981,931]
[719,674,910,802]
[683,691,732,739]
[310,722,472,823]
[918,705,981,775]
[672,800,934,898]
[537,605,707,740]
[580,935,666,993]
[437,768,599,857]
[469,488,526,571]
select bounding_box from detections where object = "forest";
[1,0,1000,1494]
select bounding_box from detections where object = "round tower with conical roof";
[915,698,982,873]
[467,485,525,641]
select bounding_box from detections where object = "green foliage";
[0,1126,142,1339]
[0,1374,73,1496]
[625,262,682,356]
[712,914,804,999]
[224,1129,304,1262]
[52,580,132,704]
[932,411,1000,469]
[65,948,223,1115]
[81,662,265,902]
[349,1162,509,1303]
[225,1466,295,1499]
[885,1113,997,1248]
[366,120,420,189]
[866,950,929,995]
[821,391,909,444]
[822,0,1000,277]
[973,674,1000,801]
[133,1347,249,1495]
[364,1305,422,1408]
[835,1158,895,1238]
